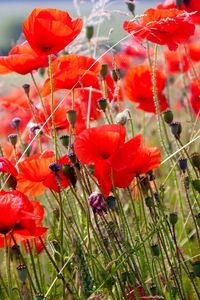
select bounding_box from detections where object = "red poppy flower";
[157,0,200,24]
[42,55,101,96]
[0,157,17,177]
[0,42,49,75]
[189,78,200,116]
[187,41,200,61]
[0,190,47,247]
[16,151,70,197]
[124,65,168,113]
[124,8,195,51]
[23,8,83,55]
[74,124,160,197]
[164,49,189,74]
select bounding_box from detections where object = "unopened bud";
[163,110,173,124]
[86,26,94,41]
[67,110,77,129]
[112,68,120,82]
[98,98,108,112]
[11,117,21,130]
[105,196,117,210]
[170,122,182,139]
[8,133,18,147]
[17,264,28,283]
[150,244,160,257]
[169,212,178,226]
[178,158,187,173]
[115,111,127,125]
[22,83,30,96]
[100,64,108,79]
[126,0,135,14]
[60,135,69,148]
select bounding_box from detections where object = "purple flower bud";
[49,162,62,173]
[88,192,107,215]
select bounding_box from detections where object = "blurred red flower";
[74,124,160,197]
[23,8,83,55]
[42,55,101,96]
[0,190,47,247]
[157,0,200,24]
[0,42,49,75]
[16,151,70,196]
[124,8,195,51]
[124,65,168,113]
[164,49,189,74]
[190,78,200,116]
[0,157,17,177]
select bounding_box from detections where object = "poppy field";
[1,0,200,299]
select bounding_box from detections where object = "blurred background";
[0,0,160,55]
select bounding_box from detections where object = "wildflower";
[124,8,195,51]
[42,55,101,96]
[74,124,160,197]
[0,190,47,247]
[16,151,70,196]
[124,65,168,113]
[0,42,49,75]
[23,8,83,55]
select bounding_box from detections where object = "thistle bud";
[150,244,160,257]
[191,153,200,169]
[163,110,173,124]
[169,212,178,226]
[22,83,30,96]
[98,98,108,112]
[100,64,108,79]
[178,158,187,173]
[11,117,21,130]
[60,135,69,148]
[67,110,77,129]
[8,133,18,147]
[88,192,107,215]
[86,25,94,41]
[17,264,28,283]
[170,122,182,139]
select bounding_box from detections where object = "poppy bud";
[170,121,182,139]
[195,213,200,229]
[22,83,30,96]
[115,111,127,125]
[38,67,46,77]
[17,264,28,283]
[126,0,135,15]
[88,192,107,215]
[169,212,178,226]
[191,153,200,169]
[67,110,77,129]
[150,244,160,257]
[112,68,120,82]
[192,261,200,277]
[163,110,173,124]
[192,179,200,193]
[178,158,187,173]
[62,164,77,187]
[60,135,69,148]
[100,64,108,79]
[105,196,117,210]
[11,117,21,130]
[35,293,45,300]
[8,133,18,147]
[98,98,108,112]
[176,0,183,9]
[86,25,94,41]
[145,196,154,208]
